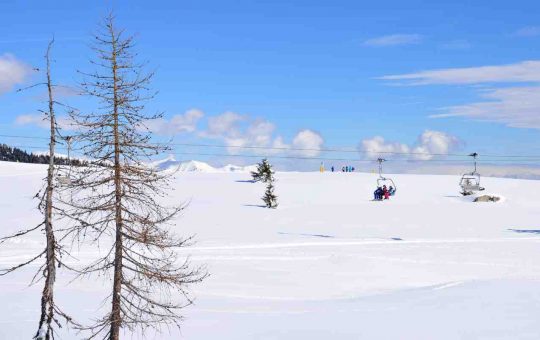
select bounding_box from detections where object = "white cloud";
[198,112,325,157]
[380,60,540,85]
[364,34,423,47]
[380,61,540,129]
[514,26,540,37]
[410,130,461,160]
[361,136,410,159]
[203,111,244,139]
[0,54,32,95]
[221,120,276,153]
[200,111,275,152]
[291,130,324,157]
[431,86,540,128]
[15,113,73,130]
[244,119,275,147]
[272,136,289,150]
[360,130,460,160]
[146,109,204,135]
[15,114,49,128]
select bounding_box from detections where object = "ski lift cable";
[0,134,50,140]
[163,142,539,159]
[170,151,540,163]
[7,144,540,163]
[4,143,540,163]
[0,134,525,158]
[3,133,540,160]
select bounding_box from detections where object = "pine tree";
[253,158,278,208]
[263,180,278,208]
[251,158,273,183]
[251,158,270,182]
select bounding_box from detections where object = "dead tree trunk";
[37,38,58,340]
[60,13,206,339]
[0,38,75,340]
[110,27,123,339]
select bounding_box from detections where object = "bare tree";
[60,14,205,339]
[0,39,75,340]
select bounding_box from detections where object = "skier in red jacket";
[383,185,390,200]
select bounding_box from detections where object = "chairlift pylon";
[460,152,485,196]
[57,135,73,186]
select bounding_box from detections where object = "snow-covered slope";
[1,161,540,339]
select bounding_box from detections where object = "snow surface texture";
[1,161,540,339]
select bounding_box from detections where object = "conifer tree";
[251,158,272,182]
[253,158,278,208]
[263,179,278,208]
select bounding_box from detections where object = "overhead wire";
[2,133,540,163]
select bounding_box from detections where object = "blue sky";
[1,0,540,170]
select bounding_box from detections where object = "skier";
[374,187,382,200]
[383,185,390,200]
[389,186,395,196]
[331,166,335,172]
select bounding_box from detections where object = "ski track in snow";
[186,236,540,251]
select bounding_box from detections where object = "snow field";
[1,163,540,339]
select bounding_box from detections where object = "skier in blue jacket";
[373,187,382,200]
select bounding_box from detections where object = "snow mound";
[219,164,257,173]
[149,154,181,171]
[150,156,217,172]
[177,160,218,172]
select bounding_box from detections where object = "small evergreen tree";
[251,158,272,182]
[253,159,278,208]
[263,180,278,208]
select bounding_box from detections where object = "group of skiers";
[373,185,395,200]
[330,165,355,172]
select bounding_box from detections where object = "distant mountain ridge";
[150,155,257,173]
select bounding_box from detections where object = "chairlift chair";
[460,152,485,196]
[376,158,397,195]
